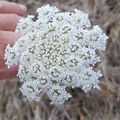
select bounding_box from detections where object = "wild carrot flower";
[4,5,108,104]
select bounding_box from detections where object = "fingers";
[0,31,19,80]
[0,1,27,16]
[0,14,20,31]
[0,65,18,80]
[0,1,26,80]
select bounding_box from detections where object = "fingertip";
[19,4,27,16]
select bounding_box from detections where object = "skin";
[0,1,27,80]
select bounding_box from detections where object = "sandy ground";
[0,0,120,120]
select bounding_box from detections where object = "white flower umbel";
[4,5,108,105]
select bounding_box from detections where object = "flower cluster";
[4,5,108,104]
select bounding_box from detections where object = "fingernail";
[19,5,27,12]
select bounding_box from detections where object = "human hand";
[0,1,27,80]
